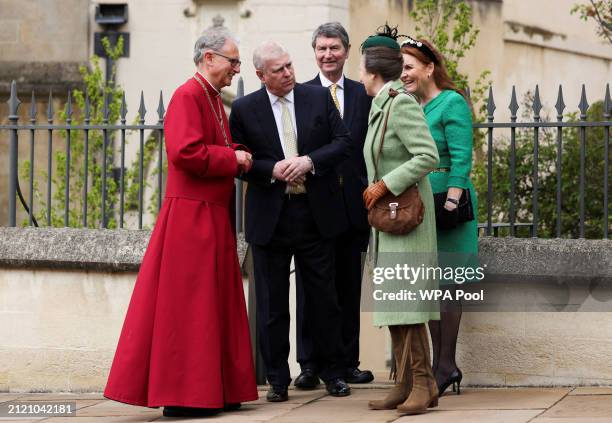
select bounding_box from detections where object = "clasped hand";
[235,150,253,173]
[272,156,312,186]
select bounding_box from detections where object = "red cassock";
[104,74,258,408]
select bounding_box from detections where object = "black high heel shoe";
[436,368,463,396]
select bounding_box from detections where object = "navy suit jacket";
[306,75,372,230]
[229,83,351,246]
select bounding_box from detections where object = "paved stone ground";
[2,383,612,423]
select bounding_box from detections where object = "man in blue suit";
[294,22,374,390]
[229,41,352,402]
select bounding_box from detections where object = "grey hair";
[252,41,289,71]
[311,22,349,50]
[193,28,237,65]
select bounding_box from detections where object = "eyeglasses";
[211,51,242,68]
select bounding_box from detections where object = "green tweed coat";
[363,80,440,326]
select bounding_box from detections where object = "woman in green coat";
[400,37,479,397]
[359,26,440,416]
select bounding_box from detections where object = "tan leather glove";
[363,180,389,210]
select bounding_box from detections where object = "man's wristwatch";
[446,198,459,205]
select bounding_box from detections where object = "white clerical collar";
[197,71,220,95]
[375,81,393,99]
[319,72,344,90]
[267,88,295,105]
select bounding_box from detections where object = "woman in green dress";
[400,37,478,397]
[360,26,440,415]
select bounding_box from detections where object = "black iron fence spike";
[66,90,73,121]
[604,83,611,118]
[532,85,543,120]
[30,90,37,121]
[578,84,589,119]
[237,77,244,98]
[138,91,147,122]
[555,85,565,120]
[47,89,53,121]
[509,85,519,119]
[84,91,91,121]
[8,80,21,116]
[120,91,127,121]
[486,86,496,121]
[103,92,110,121]
[157,90,165,119]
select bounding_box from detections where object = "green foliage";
[472,96,610,239]
[571,0,612,44]
[409,0,491,119]
[125,135,159,211]
[20,36,164,228]
[408,0,492,183]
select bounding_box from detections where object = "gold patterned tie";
[329,84,344,187]
[279,97,306,194]
[330,83,342,117]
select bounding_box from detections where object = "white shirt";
[266,88,298,157]
[318,72,345,117]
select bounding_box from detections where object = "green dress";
[424,90,478,282]
[363,80,440,326]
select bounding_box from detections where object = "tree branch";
[589,0,612,44]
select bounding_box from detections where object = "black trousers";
[251,195,344,386]
[296,225,370,372]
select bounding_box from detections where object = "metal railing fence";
[1,79,610,238]
[2,80,165,230]
[474,83,610,239]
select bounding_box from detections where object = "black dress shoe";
[266,385,289,402]
[294,369,320,390]
[345,367,374,384]
[224,403,241,411]
[162,406,222,417]
[325,378,351,397]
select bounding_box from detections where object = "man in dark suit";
[229,41,352,402]
[294,22,374,390]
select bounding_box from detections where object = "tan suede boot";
[368,326,412,410]
[396,324,438,415]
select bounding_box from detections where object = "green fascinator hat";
[360,24,403,52]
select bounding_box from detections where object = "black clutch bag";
[433,189,475,230]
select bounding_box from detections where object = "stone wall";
[0,268,133,392]
[0,0,89,94]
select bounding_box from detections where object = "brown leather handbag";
[367,89,425,235]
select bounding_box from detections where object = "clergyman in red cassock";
[104,28,258,417]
